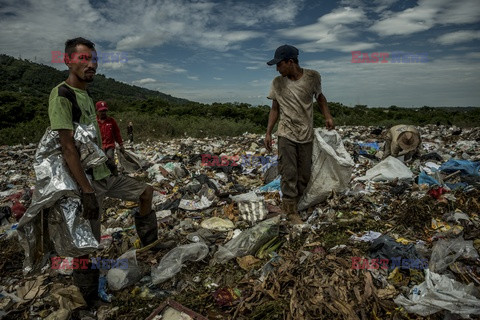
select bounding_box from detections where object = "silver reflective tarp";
[17,124,107,274]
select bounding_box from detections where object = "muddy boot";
[134,209,158,247]
[282,198,303,225]
[72,264,99,307]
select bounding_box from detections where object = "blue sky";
[1,0,479,107]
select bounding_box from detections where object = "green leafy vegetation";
[1,54,479,145]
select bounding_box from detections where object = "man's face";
[97,110,107,119]
[66,44,97,83]
[276,59,292,77]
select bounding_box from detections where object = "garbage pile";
[1,125,480,319]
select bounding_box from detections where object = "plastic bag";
[179,196,213,211]
[368,235,423,266]
[394,269,480,316]
[107,250,142,291]
[418,171,440,186]
[48,197,99,258]
[298,129,354,211]
[117,149,150,173]
[213,216,279,264]
[230,192,268,224]
[357,142,380,155]
[230,192,262,202]
[200,217,235,232]
[429,236,479,273]
[152,242,209,284]
[356,156,413,182]
[258,177,281,192]
[439,159,480,176]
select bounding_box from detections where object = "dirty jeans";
[278,136,313,201]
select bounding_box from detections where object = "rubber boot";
[282,198,303,225]
[72,263,99,307]
[134,209,158,247]
[106,159,118,176]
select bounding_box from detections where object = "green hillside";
[0,54,189,103]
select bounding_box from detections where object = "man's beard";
[84,75,95,82]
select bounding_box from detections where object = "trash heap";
[1,125,480,320]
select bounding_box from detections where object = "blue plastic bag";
[439,160,480,176]
[357,142,380,155]
[418,171,440,186]
[259,177,281,192]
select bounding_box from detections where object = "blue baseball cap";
[267,44,299,65]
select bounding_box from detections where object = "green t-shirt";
[48,81,110,180]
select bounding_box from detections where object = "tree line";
[0,54,479,145]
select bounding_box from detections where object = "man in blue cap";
[264,44,334,224]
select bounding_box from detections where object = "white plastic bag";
[298,129,354,211]
[107,250,142,291]
[356,156,413,182]
[213,216,279,264]
[230,192,268,223]
[151,242,209,284]
[429,236,479,273]
[394,269,480,316]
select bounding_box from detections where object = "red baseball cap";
[95,101,108,111]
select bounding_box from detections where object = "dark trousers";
[104,147,118,175]
[278,136,313,200]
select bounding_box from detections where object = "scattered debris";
[1,125,480,319]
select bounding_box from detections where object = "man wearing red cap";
[95,100,124,175]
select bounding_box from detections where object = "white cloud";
[116,34,169,51]
[370,0,480,37]
[100,62,126,70]
[220,0,304,27]
[187,76,199,81]
[435,30,480,45]
[0,0,273,59]
[465,52,480,59]
[278,7,376,52]
[370,6,437,36]
[213,77,222,80]
[340,0,398,13]
[132,78,157,85]
[303,53,480,107]
[438,0,480,24]
[150,63,187,73]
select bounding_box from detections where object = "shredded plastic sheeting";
[394,269,480,316]
[152,243,209,284]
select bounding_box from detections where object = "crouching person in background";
[382,125,421,161]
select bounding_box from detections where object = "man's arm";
[111,119,124,152]
[58,129,95,193]
[382,131,392,158]
[58,129,99,219]
[264,100,279,152]
[316,93,334,130]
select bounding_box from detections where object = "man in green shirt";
[49,37,157,306]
